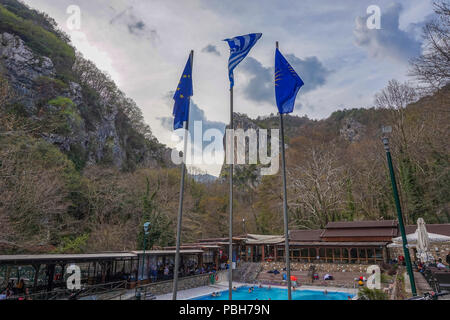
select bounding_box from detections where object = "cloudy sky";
[23,0,435,175]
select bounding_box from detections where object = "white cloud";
[22,0,433,175]
[353,3,423,62]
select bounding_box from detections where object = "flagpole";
[172,50,193,300]
[277,41,292,300]
[228,85,234,300]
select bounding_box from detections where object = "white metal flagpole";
[276,41,292,300]
[172,50,193,300]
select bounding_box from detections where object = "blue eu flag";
[274,48,304,114]
[173,54,193,130]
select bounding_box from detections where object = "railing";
[70,280,128,299]
[233,262,262,284]
[5,288,68,301]
[4,280,128,300]
[133,273,219,300]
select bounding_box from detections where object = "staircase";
[233,262,262,284]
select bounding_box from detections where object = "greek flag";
[224,33,262,88]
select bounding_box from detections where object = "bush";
[46,96,82,134]
[358,287,388,300]
[53,234,89,253]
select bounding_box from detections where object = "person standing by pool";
[163,265,169,280]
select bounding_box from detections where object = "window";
[334,248,341,262]
[277,248,284,260]
[318,248,326,262]
[342,248,349,263]
[367,248,376,263]
[301,248,309,257]
[375,248,383,261]
[358,248,367,262]
[350,248,358,264]
[326,248,333,262]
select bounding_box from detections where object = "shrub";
[358,287,389,300]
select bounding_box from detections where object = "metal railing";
[133,273,217,300]
[3,280,128,300]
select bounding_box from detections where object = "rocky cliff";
[0,5,171,171]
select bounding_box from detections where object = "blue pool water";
[193,286,353,300]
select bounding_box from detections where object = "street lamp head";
[143,222,151,234]
[382,126,392,134]
[382,137,390,151]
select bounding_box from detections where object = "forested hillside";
[0,0,448,254]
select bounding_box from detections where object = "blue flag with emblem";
[173,54,193,130]
[224,33,262,88]
[275,48,304,114]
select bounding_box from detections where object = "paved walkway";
[405,271,432,296]
[155,282,240,300]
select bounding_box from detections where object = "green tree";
[137,177,174,249]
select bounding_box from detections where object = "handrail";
[3,280,128,300]
[133,272,222,300]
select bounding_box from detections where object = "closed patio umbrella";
[416,218,433,263]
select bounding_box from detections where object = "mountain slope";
[0,0,170,171]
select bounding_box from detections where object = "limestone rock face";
[0,32,170,169]
[339,118,365,142]
[0,32,55,111]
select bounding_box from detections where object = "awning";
[392,231,450,244]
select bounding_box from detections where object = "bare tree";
[410,0,450,91]
[375,80,418,154]
[288,146,347,228]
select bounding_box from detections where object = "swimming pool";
[192,286,354,300]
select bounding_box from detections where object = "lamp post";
[141,222,151,282]
[242,218,246,235]
[381,135,417,296]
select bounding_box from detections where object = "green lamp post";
[141,222,151,282]
[382,136,417,296]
